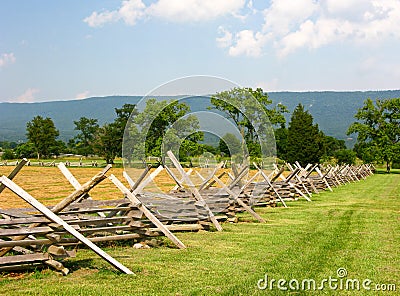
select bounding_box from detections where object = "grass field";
[0,168,399,295]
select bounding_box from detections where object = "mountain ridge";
[1,90,400,146]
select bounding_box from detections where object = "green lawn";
[1,170,399,295]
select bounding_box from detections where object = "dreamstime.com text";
[257,268,396,292]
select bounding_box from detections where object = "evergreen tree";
[286,104,324,166]
[275,127,288,160]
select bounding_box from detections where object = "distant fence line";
[0,160,100,167]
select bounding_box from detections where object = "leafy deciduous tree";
[334,149,357,165]
[347,98,400,172]
[0,141,18,149]
[26,116,60,159]
[219,133,242,157]
[114,103,138,157]
[73,117,99,156]
[210,87,288,158]
[93,123,120,164]
[1,149,15,160]
[322,135,346,156]
[92,103,137,164]
[14,142,35,159]
[127,98,201,162]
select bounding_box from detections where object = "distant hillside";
[269,90,400,142]
[0,96,141,143]
[1,90,399,147]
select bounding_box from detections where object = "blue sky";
[1,0,400,103]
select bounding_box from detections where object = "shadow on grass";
[375,169,400,174]
[64,258,144,275]
[63,258,96,272]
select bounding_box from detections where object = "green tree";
[91,103,138,164]
[275,127,288,160]
[53,140,67,156]
[353,142,377,164]
[14,142,35,158]
[66,138,77,154]
[93,123,120,164]
[127,98,201,162]
[202,144,217,155]
[173,116,204,161]
[334,149,357,165]
[179,134,204,161]
[278,127,346,162]
[26,116,60,159]
[115,103,137,127]
[1,149,15,160]
[73,117,99,156]
[219,133,242,157]
[114,103,138,157]
[0,141,18,149]
[210,87,288,157]
[286,104,324,166]
[322,135,346,156]
[347,98,400,172]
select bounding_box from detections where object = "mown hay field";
[0,166,182,209]
[0,165,262,208]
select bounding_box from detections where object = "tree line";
[0,88,398,172]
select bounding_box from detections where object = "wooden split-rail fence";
[0,154,374,275]
[0,159,100,167]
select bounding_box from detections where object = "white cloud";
[216,26,233,48]
[278,18,354,57]
[262,0,318,36]
[15,88,40,103]
[118,0,146,25]
[75,90,90,99]
[84,0,245,27]
[228,30,267,57]
[147,0,245,22]
[84,0,145,27]
[256,0,400,57]
[323,0,374,21]
[275,0,400,57]
[84,0,400,58]
[360,0,400,40]
[84,10,119,27]
[0,53,16,68]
